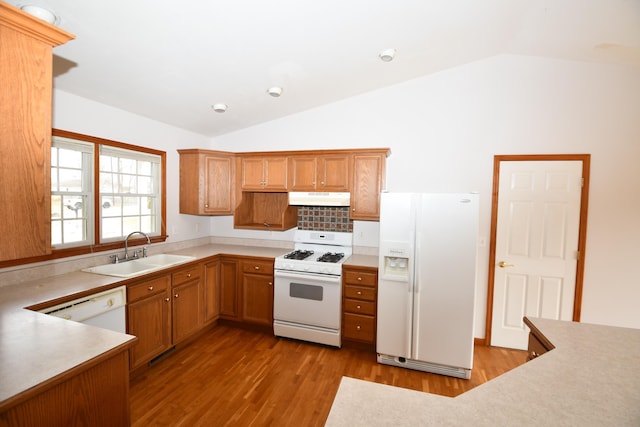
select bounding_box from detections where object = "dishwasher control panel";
[39,285,126,324]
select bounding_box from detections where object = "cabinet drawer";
[241,260,274,275]
[344,285,376,301]
[344,270,376,287]
[343,298,376,315]
[343,313,375,343]
[173,265,201,286]
[128,276,171,302]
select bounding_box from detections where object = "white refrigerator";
[376,193,479,379]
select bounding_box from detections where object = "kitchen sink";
[82,254,196,278]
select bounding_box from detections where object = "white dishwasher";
[39,286,127,333]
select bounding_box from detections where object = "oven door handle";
[274,270,342,283]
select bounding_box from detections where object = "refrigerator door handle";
[411,231,421,358]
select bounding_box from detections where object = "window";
[51,129,166,253]
[99,146,161,242]
[51,138,94,248]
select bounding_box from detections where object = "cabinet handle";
[148,286,154,291]
[174,294,179,298]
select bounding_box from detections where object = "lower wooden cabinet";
[127,274,172,370]
[204,259,221,324]
[342,266,378,345]
[240,258,274,326]
[525,319,555,361]
[220,257,240,319]
[172,264,204,344]
[127,263,205,370]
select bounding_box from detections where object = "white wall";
[210,54,640,335]
[52,90,210,244]
[52,54,640,337]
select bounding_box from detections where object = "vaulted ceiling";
[6,0,640,137]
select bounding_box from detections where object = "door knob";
[498,261,514,268]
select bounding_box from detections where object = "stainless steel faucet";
[124,231,151,260]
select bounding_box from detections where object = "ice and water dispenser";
[380,243,411,281]
[382,256,409,279]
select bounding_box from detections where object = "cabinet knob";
[320,181,325,186]
[356,325,361,330]
[205,204,209,208]
[356,291,362,295]
[356,305,361,310]
[174,294,179,298]
[352,208,356,212]
[148,286,154,291]
[164,297,170,302]
[187,273,191,278]
[357,277,362,281]
[254,266,260,270]
[269,282,273,286]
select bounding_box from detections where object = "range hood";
[288,192,351,207]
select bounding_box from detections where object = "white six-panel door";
[491,161,582,350]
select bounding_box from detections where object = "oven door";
[273,270,341,330]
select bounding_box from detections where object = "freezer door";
[376,193,416,357]
[412,193,478,370]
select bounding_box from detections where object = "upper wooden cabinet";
[350,150,389,221]
[0,4,74,262]
[239,156,288,191]
[178,149,234,215]
[289,154,350,192]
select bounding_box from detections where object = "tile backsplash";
[297,206,353,232]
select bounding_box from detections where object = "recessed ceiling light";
[211,103,227,113]
[20,4,59,25]
[267,87,283,97]
[379,48,396,62]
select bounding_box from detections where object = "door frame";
[484,154,591,346]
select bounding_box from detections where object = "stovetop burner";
[317,252,345,263]
[283,249,315,260]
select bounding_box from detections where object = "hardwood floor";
[130,325,527,426]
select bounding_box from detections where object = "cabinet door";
[289,154,349,191]
[350,153,385,220]
[220,258,239,319]
[240,157,266,190]
[289,156,318,191]
[318,155,350,191]
[241,273,274,326]
[204,155,233,214]
[204,259,220,324]
[172,278,203,344]
[178,150,234,215]
[241,157,288,191]
[128,277,172,370]
[264,157,288,190]
[0,15,72,261]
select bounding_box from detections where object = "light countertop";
[0,243,289,411]
[325,317,640,426]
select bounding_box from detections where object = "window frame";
[50,129,167,258]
